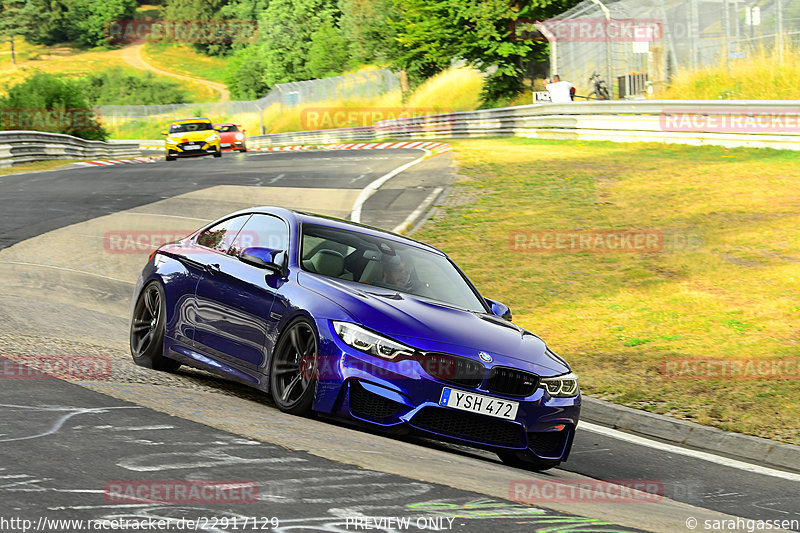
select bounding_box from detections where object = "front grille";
[348,382,402,419]
[411,406,524,447]
[418,353,485,388]
[485,367,539,397]
[528,430,570,457]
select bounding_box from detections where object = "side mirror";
[485,298,512,321]
[239,247,285,273]
[161,130,168,136]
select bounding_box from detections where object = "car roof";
[233,206,445,255]
[213,122,236,126]
[172,117,212,124]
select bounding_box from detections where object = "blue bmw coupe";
[130,207,580,470]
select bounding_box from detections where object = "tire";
[166,152,176,161]
[240,146,247,153]
[497,450,561,472]
[130,282,181,372]
[213,148,222,158]
[598,86,610,100]
[269,318,318,415]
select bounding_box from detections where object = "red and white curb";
[253,141,452,154]
[74,156,164,167]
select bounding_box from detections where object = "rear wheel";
[130,282,180,372]
[269,318,318,415]
[497,450,560,471]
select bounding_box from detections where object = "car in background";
[129,207,580,471]
[214,123,247,152]
[162,118,222,161]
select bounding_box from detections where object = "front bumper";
[166,141,219,157]
[315,322,580,461]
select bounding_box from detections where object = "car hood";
[299,273,570,374]
[168,131,216,142]
[218,132,239,141]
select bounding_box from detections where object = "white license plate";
[221,143,230,147]
[439,387,519,420]
[184,145,200,150]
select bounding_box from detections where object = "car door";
[169,214,251,344]
[193,214,290,378]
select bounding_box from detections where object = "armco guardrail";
[248,100,800,151]
[0,131,140,168]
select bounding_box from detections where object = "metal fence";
[544,0,800,99]
[245,100,800,152]
[98,69,400,134]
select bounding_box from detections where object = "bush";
[0,72,107,140]
[83,67,188,105]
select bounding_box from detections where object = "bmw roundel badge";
[479,352,493,363]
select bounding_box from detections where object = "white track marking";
[350,150,431,223]
[392,187,443,234]
[579,421,800,482]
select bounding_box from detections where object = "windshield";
[215,125,239,132]
[300,224,487,313]
[169,122,213,134]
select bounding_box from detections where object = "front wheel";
[497,450,560,472]
[130,282,180,372]
[269,318,318,415]
[213,148,222,158]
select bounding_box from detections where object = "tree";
[339,0,399,65]
[224,45,270,99]
[0,0,35,63]
[388,0,583,104]
[256,0,339,87]
[306,20,351,79]
[65,0,137,47]
[164,0,235,56]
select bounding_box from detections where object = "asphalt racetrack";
[0,148,797,533]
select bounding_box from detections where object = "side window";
[228,214,289,257]
[195,215,251,253]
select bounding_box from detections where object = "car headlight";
[205,134,218,142]
[333,321,414,360]
[235,133,244,140]
[540,372,579,397]
[165,138,177,145]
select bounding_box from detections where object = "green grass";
[142,42,228,84]
[416,138,800,444]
